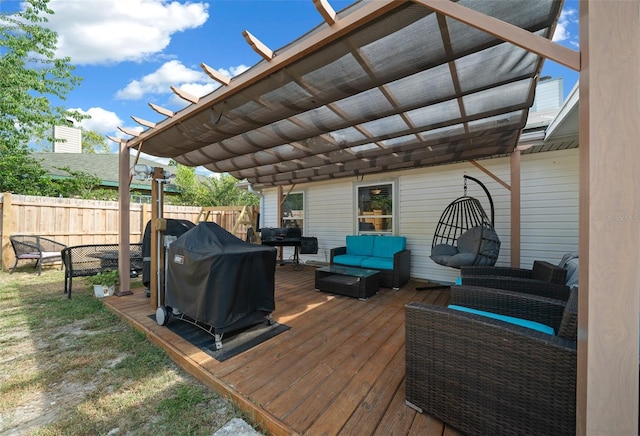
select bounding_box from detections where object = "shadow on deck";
[104,265,458,436]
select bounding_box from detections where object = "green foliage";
[82,129,110,153]
[0,0,84,151]
[86,270,120,287]
[0,0,96,198]
[0,148,58,195]
[50,165,118,200]
[170,163,259,207]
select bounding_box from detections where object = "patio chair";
[460,260,570,300]
[9,235,66,275]
[405,285,578,436]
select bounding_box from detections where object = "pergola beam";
[170,85,199,104]
[118,126,140,137]
[148,103,175,118]
[243,30,274,61]
[313,0,336,25]
[131,116,156,128]
[413,0,580,72]
[201,63,231,86]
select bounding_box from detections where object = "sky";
[3,0,580,164]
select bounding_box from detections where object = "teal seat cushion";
[361,257,394,270]
[448,305,555,335]
[346,235,375,257]
[333,254,368,267]
[372,236,406,259]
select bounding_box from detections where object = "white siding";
[531,77,563,112]
[260,148,579,285]
[53,125,82,153]
[519,149,579,266]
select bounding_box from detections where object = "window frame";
[354,179,397,235]
[281,190,305,233]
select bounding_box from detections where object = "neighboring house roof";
[31,152,180,192]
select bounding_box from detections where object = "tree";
[81,129,110,153]
[170,162,258,207]
[0,0,84,152]
[0,0,85,196]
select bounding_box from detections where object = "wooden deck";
[104,265,459,436]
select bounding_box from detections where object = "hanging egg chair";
[429,175,501,268]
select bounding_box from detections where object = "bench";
[9,235,66,275]
[61,243,143,298]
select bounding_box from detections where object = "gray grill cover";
[165,222,277,333]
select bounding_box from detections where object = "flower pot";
[93,284,115,298]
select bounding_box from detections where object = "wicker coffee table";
[314,265,379,300]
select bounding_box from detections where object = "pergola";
[112,0,640,433]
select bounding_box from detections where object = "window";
[357,183,394,234]
[282,191,304,234]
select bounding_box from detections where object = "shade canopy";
[124,0,563,188]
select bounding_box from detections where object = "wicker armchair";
[461,260,570,300]
[9,235,67,275]
[405,285,578,436]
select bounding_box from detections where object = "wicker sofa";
[330,235,410,289]
[461,260,570,300]
[405,285,578,436]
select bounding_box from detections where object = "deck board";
[104,265,454,435]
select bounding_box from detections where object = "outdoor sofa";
[61,243,143,299]
[330,234,410,289]
[460,260,570,300]
[405,285,578,435]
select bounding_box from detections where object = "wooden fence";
[1,193,255,271]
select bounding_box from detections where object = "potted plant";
[87,270,120,298]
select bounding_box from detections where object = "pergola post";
[578,1,640,433]
[510,150,521,268]
[116,141,132,296]
[149,167,165,309]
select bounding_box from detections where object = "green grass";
[0,267,256,435]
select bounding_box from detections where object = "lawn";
[0,266,256,435]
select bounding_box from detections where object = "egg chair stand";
[417,175,501,291]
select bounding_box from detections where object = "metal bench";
[9,235,66,275]
[61,243,143,298]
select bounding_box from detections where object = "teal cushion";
[346,235,375,257]
[361,257,394,270]
[448,305,555,335]
[372,236,406,259]
[333,254,368,267]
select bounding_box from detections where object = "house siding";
[259,148,578,285]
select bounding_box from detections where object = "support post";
[117,142,132,296]
[510,150,521,268]
[578,1,640,433]
[149,167,165,309]
[2,193,13,271]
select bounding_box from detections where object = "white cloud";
[553,8,578,45]
[116,60,250,103]
[45,0,209,65]
[115,60,207,100]
[219,64,251,78]
[71,107,123,134]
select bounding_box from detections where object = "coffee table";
[314,265,379,300]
